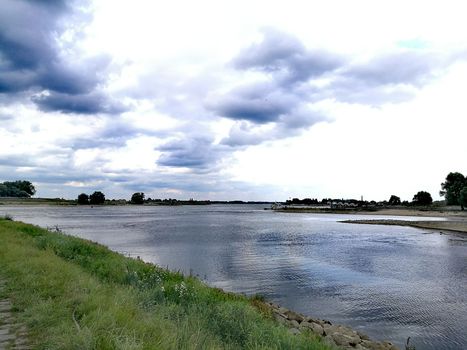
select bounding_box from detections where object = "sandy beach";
[354,208,467,218]
[347,208,467,234]
[277,207,467,234]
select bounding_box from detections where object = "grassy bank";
[0,218,331,349]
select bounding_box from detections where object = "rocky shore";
[265,302,399,350]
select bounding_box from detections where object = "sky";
[1,0,467,201]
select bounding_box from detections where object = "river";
[1,204,466,349]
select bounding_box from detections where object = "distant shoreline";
[274,207,467,217]
[0,197,274,206]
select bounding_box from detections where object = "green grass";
[0,219,332,350]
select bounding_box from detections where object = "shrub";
[77,193,89,205]
[131,192,145,204]
[89,191,105,205]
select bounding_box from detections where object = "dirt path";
[0,279,30,350]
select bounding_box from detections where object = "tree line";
[284,172,467,210]
[77,192,146,205]
[2,173,466,210]
[77,191,106,205]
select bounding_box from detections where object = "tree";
[388,195,401,205]
[0,180,36,197]
[459,186,467,211]
[89,191,105,205]
[412,191,433,206]
[11,181,36,196]
[77,193,89,205]
[131,192,145,204]
[440,172,466,205]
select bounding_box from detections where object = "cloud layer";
[0,0,122,114]
[1,1,466,200]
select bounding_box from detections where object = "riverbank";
[0,218,330,349]
[0,218,404,349]
[341,219,467,235]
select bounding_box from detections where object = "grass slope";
[0,219,331,350]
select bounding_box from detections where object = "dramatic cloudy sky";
[1,0,466,201]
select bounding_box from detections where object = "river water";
[1,204,466,349]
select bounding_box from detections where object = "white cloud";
[228,61,467,201]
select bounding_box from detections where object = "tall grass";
[0,219,332,349]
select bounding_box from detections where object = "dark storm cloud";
[24,0,68,10]
[0,0,70,71]
[209,31,340,136]
[157,136,225,170]
[33,92,126,115]
[210,30,466,147]
[210,83,297,123]
[234,29,343,84]
[220,109,325,147]
[0,71,36,93]
[0,0,121,114]
[209,31,339,146]
[36,56,110,95]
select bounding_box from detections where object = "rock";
[357,331,370,341]
[284,309,304,322]
[360,340,375,349]
[323,335,337,347]
[268,302,278,308]
[324,324,359,337]
[264,301,399,350]
[305,316,324,325]
[360,340,389,350]
[289,328,301,335]
[289,319,300,328]
[331,332,361,347]
[382,341,398,350]
[300,321,324,335]
[353,345,366,350]
[273,313,288,326]
[323,324,343,335]
[322,323,332,334]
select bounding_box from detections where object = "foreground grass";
[0,219,331,349]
